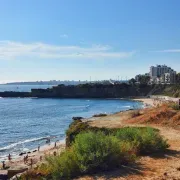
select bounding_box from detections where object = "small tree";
[138,75,150,85]
[129,78,136,85]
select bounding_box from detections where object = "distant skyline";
[0,0,180,83]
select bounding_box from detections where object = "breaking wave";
[0,136,51,152]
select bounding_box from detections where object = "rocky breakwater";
[0,91,31,98]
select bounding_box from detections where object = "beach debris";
[53,151,57,156]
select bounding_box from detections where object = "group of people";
[1,154,11,169]
[1,140,59,169]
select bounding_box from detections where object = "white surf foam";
[123,105,131,108]
[0,136,50,152]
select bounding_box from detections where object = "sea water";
[0,86,143,160]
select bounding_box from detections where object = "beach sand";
[0,141,65,173]
[133,98,154,107]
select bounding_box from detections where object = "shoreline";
[132,98,154,107]
[0,98,145,161]
[0,98,148,174]
[0,140,66,171]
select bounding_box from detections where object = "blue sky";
[0,0,180,82]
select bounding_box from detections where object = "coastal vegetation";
[20,120,169,180]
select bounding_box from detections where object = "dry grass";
[126,104,180,127]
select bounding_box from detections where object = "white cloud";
[154,49,180,53]
[0,40,135,60]
[60,34,68,38]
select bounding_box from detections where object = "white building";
[150,65,176,84]
[164,72,176,84]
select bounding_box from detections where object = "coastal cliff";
[31,83,153,98]
[0,83,180,98]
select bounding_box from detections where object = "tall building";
[150,65,176,84]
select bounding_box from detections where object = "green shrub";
[25,127,169,179]
[73,131,135,173]
[115,127,169,154]
[66,120,116,147]
[66,120,89,147]
[44,149,79,179]
[38,131,136,179]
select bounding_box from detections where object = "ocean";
[0,85,143,160]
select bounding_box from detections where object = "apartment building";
[150,65,176,84]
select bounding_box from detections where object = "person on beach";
[8,154,11,161]
[38,145,40,151]
[24,154,28,164]
[30,158,33,168]
[2,161,5,169]
[46,138,50,144]
[54,141,57,148]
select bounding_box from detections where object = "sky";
[0,0,180,83]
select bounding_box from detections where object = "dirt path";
[79,111,180,180]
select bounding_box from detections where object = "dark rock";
[93,113,107,117]
[72,117,83,120]
[19,152,26,156]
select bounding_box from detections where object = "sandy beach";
[0,141,65,176]
[133,98,154,107]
